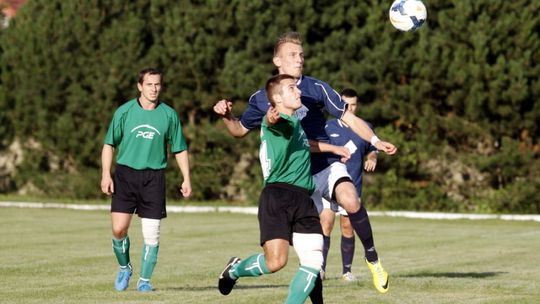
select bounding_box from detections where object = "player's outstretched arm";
[374,141,397,155]
[100,144,115,195]
[309,140,351,163]
[174,150,192,198]
[341,111,397,155]
[213,99,250,138]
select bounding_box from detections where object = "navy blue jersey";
[240,75,347,174]
[325,119,377,196]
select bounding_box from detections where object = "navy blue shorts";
[258,183,323,246]
[111,165,167,219]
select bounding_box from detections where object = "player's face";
[137,73,162,103]
[274,42,304,79]
[280,79,302,113]
[342,95,358,114]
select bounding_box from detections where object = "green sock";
[140,244,159,280]
[112,236,131,270]
[231,254,271,279]
[284,266,320,304]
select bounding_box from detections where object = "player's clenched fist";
[213,99,233,118]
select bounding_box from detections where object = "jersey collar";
[296,75,304,86]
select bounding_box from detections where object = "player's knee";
[293,233,324,270]
[339,196,360,214]
[112,226,128,239]
[335,183,360,212]
[340,217,353,234]
[141,218,161,246]
[320,211,335,235]
[265,255,288,272]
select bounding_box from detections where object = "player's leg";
[286,233,324,304]
[339,210,356,281]
[111,212,133,291]
[334,181,377,261]
[286,190,324,304]
[325,162,389,293]
[315,163,376,261]
[219,184,289,296]
[135,168,167,292]
[110,165,138,291]
[319,198,336,280]
[231,239,287,279]
[111,212,133,266]
[137,218,160,292]
[218,239,286,296]
[334,181,389,292]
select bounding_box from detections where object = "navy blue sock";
[348,206,378,262]
[341,235,355,273]
[322,235,331,271]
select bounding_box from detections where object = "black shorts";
[258,183,323,246]
[111,165,167,219]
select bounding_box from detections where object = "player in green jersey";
[218,74,324,304]
[100,67,192,292]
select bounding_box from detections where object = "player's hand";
[213,99,233,118]
[375,141,397,155]
[334,146,351,163]
[364,158,377,172]
[266,106,280,125]
[180,181,192,198]
[100,175,114,195]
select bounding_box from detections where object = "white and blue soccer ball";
[389,0,427,32]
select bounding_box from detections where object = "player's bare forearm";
[222,116,250,138]
[340,111,375,141]
[175,150,192,198]
[341,111,397,155]
[213,99,250,138]
[309,140,350,162]
[100,144,115,195]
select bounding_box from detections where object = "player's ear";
[273,56,281,69]
[137,82,143,92]
[272,93,282,105]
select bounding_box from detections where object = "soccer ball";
[389,0,427,32]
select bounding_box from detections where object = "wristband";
[370,135,380,146]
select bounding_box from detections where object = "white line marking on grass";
[368,211,540,222]
[0,201,538,222]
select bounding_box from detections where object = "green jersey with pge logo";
[104,99,187,170]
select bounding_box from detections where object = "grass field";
[1,207,539,304]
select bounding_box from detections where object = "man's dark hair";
[340,88,358,98]
[265,74,296,106]
[138,67,163,84]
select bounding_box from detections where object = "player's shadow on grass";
[163,284,289,292]
[400,271,506,279]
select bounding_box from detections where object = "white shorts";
[322,197,362,216]
[311,162,351,214]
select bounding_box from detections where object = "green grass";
[1,207,539,303]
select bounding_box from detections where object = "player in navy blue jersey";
[213,32,395,294]
[319,88,379,283]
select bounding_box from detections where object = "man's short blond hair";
[273,32,303,57]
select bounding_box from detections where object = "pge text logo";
[131,124,161,140]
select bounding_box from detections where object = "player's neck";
[276,105,294,116]
[138,97,158,110]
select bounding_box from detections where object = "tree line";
[0,0,538,213]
